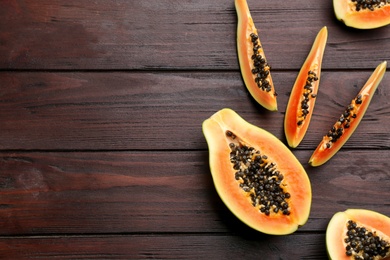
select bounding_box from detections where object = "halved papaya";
[333,0,390,29]
[326,209,390,260]
[284,26,328,148]
[235,0,278,111]
[202,108,311,235]
[309,61,387,167]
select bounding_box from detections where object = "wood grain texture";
[1,71,389,150]
[0,0,389,70]
[1,150,388,235]
[1,0,389,258]
[0,234,328,259]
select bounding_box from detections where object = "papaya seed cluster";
[297,71,318,126]
[352,0,390,12]
[344,220,390,260]
[249,33,276,96]
[226,130,291,217]
[325,94,363,148]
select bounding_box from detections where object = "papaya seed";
[352,0,389,12]
[249,32,272,93]
[226,130,236,139]
[325,93,366,145]
[226,131,291,217]
[344,220,390,259]
[297,71,319,126]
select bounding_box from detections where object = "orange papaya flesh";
[284,26,328,148]
[334,0,390,29]
[202,108,311,235]
[326,209,390,260]
[309,61,387,167]
[235,0,278,111]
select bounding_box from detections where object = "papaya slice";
[309,61,387,167]
[326,209,390,260]
[235,0,278,111]
[284,26,328,148]
[333,0,390,29]
[202,108,311,235]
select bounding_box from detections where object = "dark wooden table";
[1,0,389,259]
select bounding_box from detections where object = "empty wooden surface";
[1,0,389,259]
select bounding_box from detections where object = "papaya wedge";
[284,26,328,148]
[326,209,390,259]
[309,61,387,167]
[235,0,278,111]
[334,0,390,29]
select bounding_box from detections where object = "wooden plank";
[1,71,389,150]
[1,0,389,70]
[1,1,388,259]
[0,150,388,235]
[0,233,328,259]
